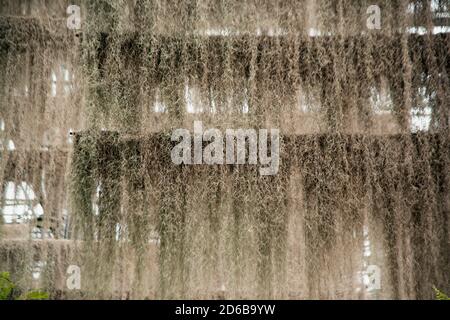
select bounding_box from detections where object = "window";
[2,181,43,224]
[50,64,74,97]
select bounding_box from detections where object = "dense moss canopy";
[0,0,449,299]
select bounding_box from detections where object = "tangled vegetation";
[0,0,449,299]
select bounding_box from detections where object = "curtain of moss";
[1,0,449,299]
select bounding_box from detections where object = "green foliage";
[0,272,15,300]
[434,287,450,300]
[18,291,49,300]
[0,271,49,300]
